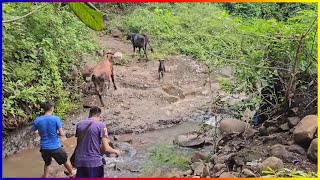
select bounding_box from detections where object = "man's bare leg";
[64,160,76,177]
[42,164,50,178]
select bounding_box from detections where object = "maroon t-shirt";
[75,118,109,167]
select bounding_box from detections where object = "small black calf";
[158,59,166,80]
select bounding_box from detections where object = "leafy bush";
[2,3,99,134]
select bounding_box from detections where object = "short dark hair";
[89,107,102,118]
[42,101,54,112]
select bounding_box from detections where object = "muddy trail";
[2,35,317,178]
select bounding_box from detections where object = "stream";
[3,121,213,178]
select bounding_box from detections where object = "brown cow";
[91,52,117,106]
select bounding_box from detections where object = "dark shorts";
[76,165,104,178]
[40,147,68,166]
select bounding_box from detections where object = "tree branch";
[2,5,45,23]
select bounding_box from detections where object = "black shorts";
[40,147,68,166]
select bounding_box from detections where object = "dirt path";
[65,35,225,136]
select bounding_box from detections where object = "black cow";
[127,33,154,61]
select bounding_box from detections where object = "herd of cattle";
[79,33,166,106]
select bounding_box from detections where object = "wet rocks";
[258,157,284,174]
[173,132,205,147]
[279,123,290,131]
[287,116,300,128]
[307,138,317,162]
[293,115,317,145]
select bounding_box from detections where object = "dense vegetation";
[2,3,317,135]
[2,3,99,134]
[108,3,317,119]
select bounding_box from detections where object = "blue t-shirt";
[31,115,62,150]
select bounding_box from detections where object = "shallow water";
[3,121,205,178]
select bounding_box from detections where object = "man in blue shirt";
[31,101,76,178]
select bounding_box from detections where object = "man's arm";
[101,137,120,156]
[56,117,65,136]
[30,121,38,136]
[100,124,120,156]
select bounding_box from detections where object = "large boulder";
[307,138,318,162]
[258,157,284,174]
[219,118,246,134]
[293,115,317,145]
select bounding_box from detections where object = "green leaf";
[68,3,104,31]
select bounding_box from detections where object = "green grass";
[142,144,192,175]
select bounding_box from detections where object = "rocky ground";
[162,115,318,178]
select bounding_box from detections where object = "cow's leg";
[111,73,117,90]
[132,46,136,58]
[143,47,148,61]
[144,43,148,61]
[94,81,105,107]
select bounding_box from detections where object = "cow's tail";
[143,34,154,53]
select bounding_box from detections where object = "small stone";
[244,128,258,139]
[241,168,256,177]
[267,126,279,134]
[220,172,236,178]
[192,162,205,176]
[210,154,227,164]
[269,144,292,162]
[287,144,306,155]
[263,120,277,128]
[213,164,226,173]
[279,123,290,131]
[307,138,318,162]
[258,157,284,174]
[287,117,300,128]
[259,126,268,136]
[182,169,193,176]
[191,152,206,163]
